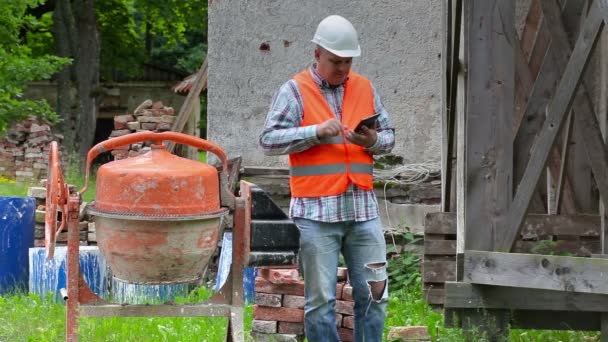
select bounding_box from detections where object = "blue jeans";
[293,217,388,342]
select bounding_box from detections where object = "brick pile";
[252,267,354,342]
[108,100,176,160]
[28,184,96,248]
[0,117,63,183]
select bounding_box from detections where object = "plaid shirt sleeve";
[365,84,395,155]
[259,80,321,156]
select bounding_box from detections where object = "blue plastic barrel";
[0,197,35,293]
[29,246,110,302]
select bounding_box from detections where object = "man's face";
[315,47,352,86]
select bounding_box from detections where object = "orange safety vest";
[289,69,375,197]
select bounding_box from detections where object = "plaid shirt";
[259,65,395,222]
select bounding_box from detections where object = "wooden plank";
[541,0,607,212]
[422,259,456,283]
[513,0,578,215]
[425,212,456,234]
[441,0,453,212]
[520,0,542,62]
[554,112,574,214]
[498,6,605,252]
[464,0,514,252]
[426,212,600,237]
[422,288,445,305]
[464,250,608,294]
[166,58,208,153]
[425,240,456,255]
[511,310,600,331]
[445,281,608,311]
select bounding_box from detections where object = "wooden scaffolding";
[427,0,608,339]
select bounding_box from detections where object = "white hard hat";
[311,15,361,58]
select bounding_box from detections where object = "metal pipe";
[60,288,68,301]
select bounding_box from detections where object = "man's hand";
[316,119,347,138]
[346,125,377,148]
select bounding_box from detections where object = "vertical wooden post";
[464,0,514,252]
[461,0,514,339]
[441,0,453,213]
[600,14,608,342]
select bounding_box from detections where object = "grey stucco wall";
[208,0,443,167]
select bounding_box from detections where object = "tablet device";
[355,113,381,132]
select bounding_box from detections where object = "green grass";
[0,164,97,203]
[0,287,253,342]
[0,276,601,341]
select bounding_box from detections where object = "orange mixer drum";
[86,132,229,284]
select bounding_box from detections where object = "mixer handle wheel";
[81,131,230,194]
[45,141,68,259]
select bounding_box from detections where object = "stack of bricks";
[28,184,96,247]
[108,100,176,160]
[0,117,63,183]
[252,267,355,341]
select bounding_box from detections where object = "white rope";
[374,161,441,230]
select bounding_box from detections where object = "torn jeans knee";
[364,261,388,315]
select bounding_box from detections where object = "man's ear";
[314,48,321,62]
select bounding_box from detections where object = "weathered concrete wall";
[208,0,443,167]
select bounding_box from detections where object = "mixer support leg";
[66,195,81,342]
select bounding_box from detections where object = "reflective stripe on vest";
[290,163,373,176]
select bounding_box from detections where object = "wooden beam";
[464,0,514,252]
[166,58,208,153]
[441,0,453,212]
[447,308,601,331]
[497,6,605,252]
[426,211,600,237]
[445,281,608,311]
[513,0,582,215]
[464,250,608,294]
[541,0,608,210]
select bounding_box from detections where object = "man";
[259,15,395,342]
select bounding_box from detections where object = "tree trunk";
[73,0,100,165]
[53,0,79,155]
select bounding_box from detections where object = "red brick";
[282,295,305,309]
[114,115,135,129]
[141,122,158,131]
[342,284,353,301]
[278,321,304,334]
[343,315,354,329]
[336,300,354,315]
[253,305,304,323]
[252,320,277,333]
[109,129,131,137]
[338,328,354,342]
[387,326,431,341]
[152,101,164,109]
[336,282,344,300]
[255,293,282,307]
[259,268,301,284]
[335,313,343,327]
[255,277,305,296]
[157,122,172,131]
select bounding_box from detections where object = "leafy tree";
[14,0,207,161]
[0,0,70,133]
